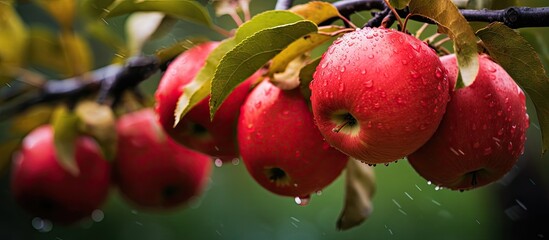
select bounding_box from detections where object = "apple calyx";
[332,112,358,134]
[264,167,292,186]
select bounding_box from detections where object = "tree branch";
[330,0,549,28]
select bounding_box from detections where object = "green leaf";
[86,21,128,60]
[209,20,317,120]
[289,1,341,24]
[173,39,235,126]
[269,26,343,76]
[298,57,321,100]
[155,37,208,64]
[80,0,115,19]
[174,10,308,122]
[52,106,81,176]
[233,10,305,42]
[389,0,412,9]
[477,22,549,155]
[126,12,168,55]
[75,101,117,161]
[270,54,309,90]
[0,4,28,84]
[409,0,479,88]
[336,159,376,231]
[105,0,212,27]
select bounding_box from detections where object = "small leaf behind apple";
[75,101,117,161]
[173,10,308,123]
[209,20,317,120]
[298,57,321,101]
[289,1,340,25]
[52,105,81,176]
[337,159,376,231]
[408,0,479,88]
[477,22,549,155]
[389,0,412,9]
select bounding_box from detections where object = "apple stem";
[332,113,357,133]
[471,171,478,186]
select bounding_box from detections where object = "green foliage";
[298,57,321,100]
[105,0,213,27]
[209,20,317,120]
[408,0,479,88]
[389,0,411,9]
[477,22,549,155]
[173,10,310,123]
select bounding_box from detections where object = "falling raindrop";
[294,195,311,206]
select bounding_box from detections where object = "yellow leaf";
[290,1,340,25]
[337,159,376,231]
[409,0,479,88]
[36,0,76,30]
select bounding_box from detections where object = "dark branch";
[330,0,549,28]
[0,56,160,120]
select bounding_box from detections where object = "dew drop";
[473,142,480,148]
[340,66,346,73]
[497,110,503,116]
[507,141,513,151]
[435,67,443,78]
[377,123,383,129]
[247,123,253,129]
[374,102,380,109]
[401,59,408,65]
[483,147,493,156]
[361,69,367,75]
[498,128,504,136]
[366,34,374,39]
[365,79,373,88]
[410,70,420,79]
[368,54,374,59]
[380,91,386,98]
[294,195,311,206]
[484,93,492,99]
[487,65,497,73]
[427,181,432,185]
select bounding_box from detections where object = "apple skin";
[238,80,348,197]
[407,54,529,190]
[114,109,212,209]
[10,125,111,224]
[155,41,261,161]
[310,27,449,164]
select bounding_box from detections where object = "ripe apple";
[310,27,449,164]
[155,41,261,161]
[10,125,111,224]
[114,109,212,209]
[238,80,348,198]
[407,54,529,190]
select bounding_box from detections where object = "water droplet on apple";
[361,69,367,75]
[435,67,443,78]
[401,59,408,65]
[487,65,497,72]
[340,66,346,73]
[373,102,380,109]
[377,123,383,129]
[510,125,517,134]
[484,93,492,99]
[380,91,386,98]
[427,181,432,185]
[507,141,513,151]
[396,97,404,105]
[368,54,374,59]
[364,79,373,88]
[247,123,253,129]
[410,70,420,79]
[497,110,503,116]
[366,34,374,39]
[498,128,504,136]
[473,142,480,148]
[294,195,310,206]
[316,190,323,196]
[483,147,492,156]
[489,74,496,80]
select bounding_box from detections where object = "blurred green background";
[1,0,549,239]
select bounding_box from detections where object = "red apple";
[10,125,111,224]
[407,54,529,190]
[310,27,449,164]
[114,109,212,209]
[238,80,348,198]
[155,41,261,161]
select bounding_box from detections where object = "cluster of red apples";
[10,27,529,224]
